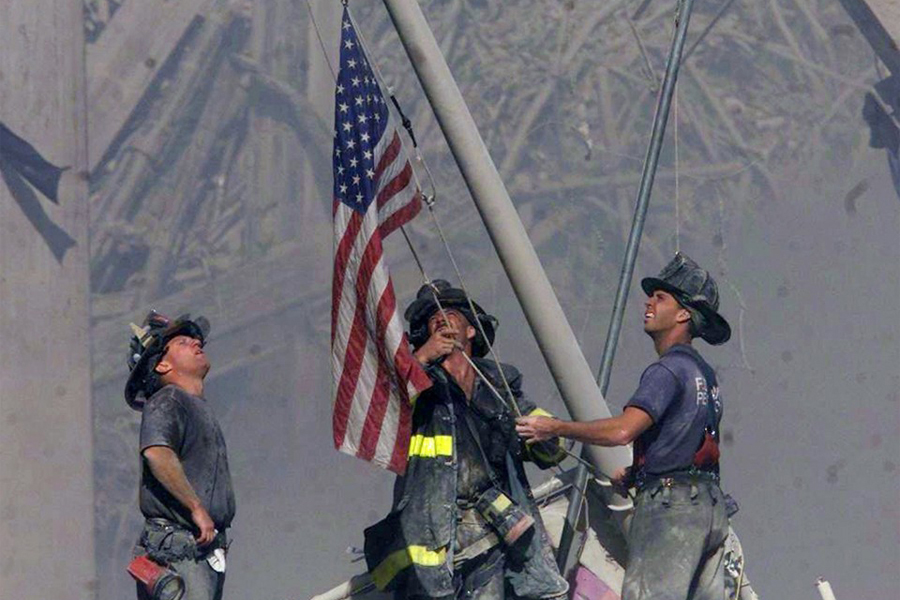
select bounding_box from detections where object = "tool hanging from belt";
[460,407,535,550]
[128,556,184,600]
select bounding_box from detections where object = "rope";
[348,9,438,201]
[341,8,516,411]
[419,203,523,416]
[305,0,338,81]
[674,80,681,253]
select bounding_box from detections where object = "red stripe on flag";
[333,230,386,448]
[374,132,402,184]
[355,280,403,460]
[393,330,431,396]
[356,364,390,461]
[380,192,423,238]
[331,210,364,345]
[376,162,413,209]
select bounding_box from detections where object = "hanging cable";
[349,9,438,202]
[305,0,338,81]
[675,80,681,253]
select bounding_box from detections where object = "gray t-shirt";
[626,344,722,476]
[139,385,236,530]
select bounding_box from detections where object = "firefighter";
[125,311,235,600]
[365,280,570,600]
[517,253,732,600]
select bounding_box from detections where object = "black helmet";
[641,252,731,345]
[125,310,210,410]
[404,280,497,358]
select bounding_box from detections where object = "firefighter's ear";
[154,343,173,377]
[154,358,173,377]
[675,308,692,325]
[466,324,476,341]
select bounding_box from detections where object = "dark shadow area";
[0,157,76,263]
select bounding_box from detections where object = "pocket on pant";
[141,526,197,563]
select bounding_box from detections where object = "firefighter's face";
[155,335,210,380]
[427,309,475,346]
[643,290,691,336]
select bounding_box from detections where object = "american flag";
[331,8,432,474]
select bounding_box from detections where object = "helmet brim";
[641,277,731,345]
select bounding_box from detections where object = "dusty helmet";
[641,252,731,345]
[124,310,210,410]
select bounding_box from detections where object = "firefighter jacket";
[364,358,569,599]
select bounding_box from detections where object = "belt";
[636,468,719,492]
[143,518,228,551]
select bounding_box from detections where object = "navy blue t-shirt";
[625,344,721,475]
[139,385,236,530]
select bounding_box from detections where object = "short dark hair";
[673,296,703,339]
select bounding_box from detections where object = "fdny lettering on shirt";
[695,377,722,407]
[695,377,708,406]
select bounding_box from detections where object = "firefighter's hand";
[191,506,216,546]
[414,326,459,364]
[515,415,559,444]
[610,466,632,495]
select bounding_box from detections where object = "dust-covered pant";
[134,520,226,600]
[622,480,729,600]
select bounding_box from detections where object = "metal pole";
[381,0,632,504]
[557,0,698,571]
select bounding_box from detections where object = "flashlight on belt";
[127,555,185,600]
[474,486,535,547]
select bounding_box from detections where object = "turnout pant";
[622,480,729,600]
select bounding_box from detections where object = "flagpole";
[380,0,632,508]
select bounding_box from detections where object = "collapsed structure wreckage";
[321,0,741,597]
[313,1,898,599]
[2,0,896,599]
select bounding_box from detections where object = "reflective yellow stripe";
[528,407,553,418]
[408,434,453,459]
[491,493,512,513]
[371,545,447,590]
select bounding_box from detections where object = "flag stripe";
[332,208,365,344]
[334,226,385,447]
[374,131,402,184]
[377,162,414,210]
[331,8,431,474]
[358,281,404,461]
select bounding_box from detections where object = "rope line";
[305,0,338,81]
[674,80,681,253]
[349,9,438,203]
